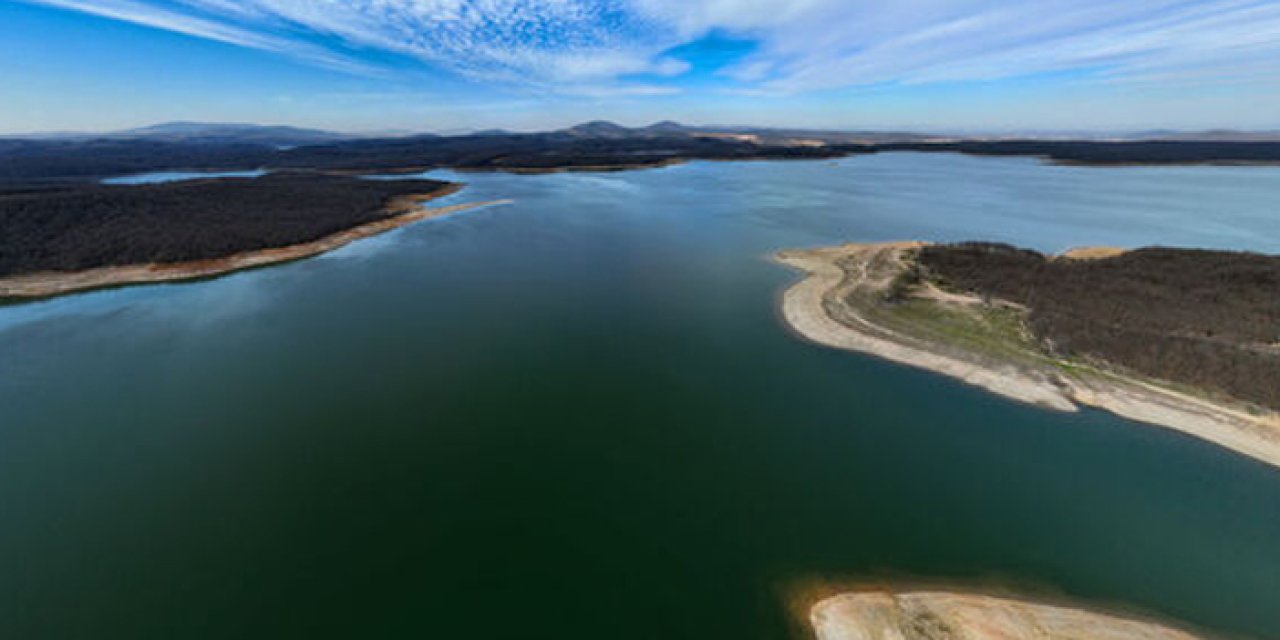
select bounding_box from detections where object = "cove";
[2,154,1278,638]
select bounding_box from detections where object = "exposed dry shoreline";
[272,152,1280,182]
[805,587,1204,640]
[471,158,688,174]
[0,184,512,300]
[1050,159,1280,168]
[775,242,1280,470]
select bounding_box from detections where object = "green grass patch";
[859,293,1048,367]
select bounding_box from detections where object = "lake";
[101,169,268,185]
[2,153,1279,638]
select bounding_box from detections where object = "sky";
[4,0,1280,134]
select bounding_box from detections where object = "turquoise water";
[101,169,268,185]
[3,153,1279,638]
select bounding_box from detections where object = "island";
[776,241,1280,469]
[0,173,508,299]
[805,586,1203,639]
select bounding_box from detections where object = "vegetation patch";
[917,242,1280,410]
[0,173,451,276]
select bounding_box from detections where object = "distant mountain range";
[555,121,1280,143]
[5,120,1280,187]
[1124,129,1280,142]
[560,120,698,138]
[2,122,350,147]
[115,122,350,146]
[6,120,1280,146]
[554,120,941,144]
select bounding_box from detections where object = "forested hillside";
[0,174,449,276]
[917,243,1280,410]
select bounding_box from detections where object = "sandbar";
[808,587,1203,640]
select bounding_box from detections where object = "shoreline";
[774,242,1280,471]
[255,149,1280,184]
[799,584,1205,640]
[1048,158,1280,168]
[294,152,1280,181]
[465,157,689,174]
[0,184,512,300]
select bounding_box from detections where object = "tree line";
[917,242,1280,410]
[0,174,449,276]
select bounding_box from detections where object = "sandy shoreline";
[0,185,512,300]
[806,587,1204,639]
[775,242,1280,471]
[458,157,689,174]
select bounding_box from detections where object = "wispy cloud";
[702,0,1280,93]
[23,0,383,75]
[173,0,692,93]
[19,0,1280,96]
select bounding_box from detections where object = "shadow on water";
[1,154,1278,639]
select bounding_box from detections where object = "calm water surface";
[3,154,1279,638]
[101,169,268,185]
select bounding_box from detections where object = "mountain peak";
[115,122,347,146]
[563,120,633,137]
[642,120,688,132]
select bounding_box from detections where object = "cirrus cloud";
[19,0,1280,96]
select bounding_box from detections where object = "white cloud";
[20,0,1280,96]
[663,0,1280,93]
[177,0,690,88]
[23,0,381,75]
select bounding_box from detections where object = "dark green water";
[2,154,1279,638]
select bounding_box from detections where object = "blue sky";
[4,0,1280,134]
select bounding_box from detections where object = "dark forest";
[917,243,1280,411]
[0,174,449,277]
[6,131,1280,187]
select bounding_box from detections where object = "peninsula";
[6,122,1280,188]
[776,241,1280,469]
[0,174,507,299]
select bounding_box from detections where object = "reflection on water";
[101,169,268,185]
[3,154,1279,639]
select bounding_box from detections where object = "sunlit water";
[101,169,268,185]
[3,154,1279,638]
